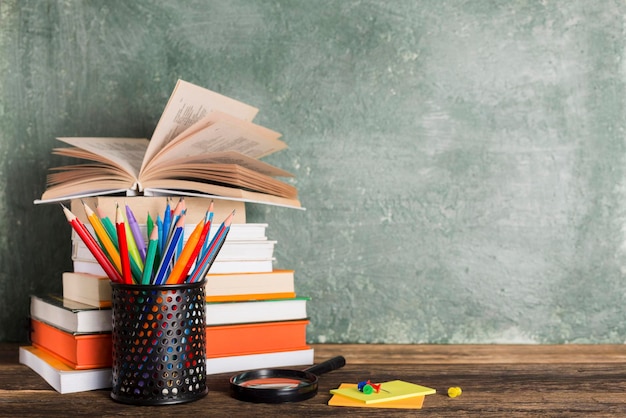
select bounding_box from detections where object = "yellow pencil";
[82,201,123,275]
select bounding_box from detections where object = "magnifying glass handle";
[304,355,346,376]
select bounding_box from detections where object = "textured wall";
[1,0,626,343]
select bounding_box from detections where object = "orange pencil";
[166,216,205,284]
[61,205,122,283]
[115,204,133,284]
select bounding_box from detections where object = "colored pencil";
[92,202,142,282]
[147,212,154,242]
[61,205,122,283]
[95,205,117,242]
[160,199,172,255]
[126,204,147,262]
[189,210,234,283]
[171,206,214,284]
[200,202,215,258]
[166,216,205,284]
[169,198,185,261]
[115,204,133,284]
[141,225,159,285]
[82,201,122,275]
[153,215,185,285]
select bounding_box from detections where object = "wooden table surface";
[2,343,626,417]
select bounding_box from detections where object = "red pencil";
[61,204,122,283]
[115,204,133,284]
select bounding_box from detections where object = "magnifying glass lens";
[238,377,308,389]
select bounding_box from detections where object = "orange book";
[31,318,308,366]
[29,319,111,369]
[205,319,309,358]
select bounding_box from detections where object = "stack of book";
[21,277,113,394]
[70,196,314,374]
[21,197,313,392]
[22,80,311,393]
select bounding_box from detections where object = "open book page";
[142,181,302,209]
[46,165,137,187]
[175,109,282,142]
[55,137,148,178]
[139,163,297,198]
[143,79,259,172]
[142,115,287,176]
[141,151,293,178]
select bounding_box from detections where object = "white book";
[205,348,314,375]
[62,271,111,307]
[72,239,276,262]
[19,346,112,394]
[30,295,112,333]
[21,345,313,393]
[206,297,308,326]
[205,269,294,298]
[30,292,305,333]
[72,222,268,243]
[73,257,274,277]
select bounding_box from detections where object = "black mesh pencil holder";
[110,281,208,405]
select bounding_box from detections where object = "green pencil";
[147,212,154,242]
[96,205,117,242]
[142,225,159,285]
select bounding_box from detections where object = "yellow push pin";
[448,386,462,398]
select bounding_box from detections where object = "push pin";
[357,380,373,394]
[448,386,462,398]
[357,380,388,394]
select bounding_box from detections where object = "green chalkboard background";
[1,0,626,343]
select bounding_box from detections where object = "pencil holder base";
[110,281,207,405]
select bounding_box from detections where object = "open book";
[35,80,301,209]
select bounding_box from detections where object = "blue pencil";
[189,210,233,283]
[155,214,163,273]
[153,215,185,285]
[161,200,172,256]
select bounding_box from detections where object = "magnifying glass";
[229,355,346,403]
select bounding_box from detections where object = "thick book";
[30,292,306,332]
[73,222,267,248]
[206,297,308,326]
[206,319,309,358]
[206,347,314,375]
[19,345,111,394]
[72,257,275,277]
[27,318,309,367]
[30,295,112,333]
[35,79,301,209]
[72,238,276,262]
[205,269,295,302]
[20,345,312,392]
[62,271,111,308]
[29,318,112,369]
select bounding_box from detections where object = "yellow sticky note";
[330,380,436,404]
[329,384,426,409]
